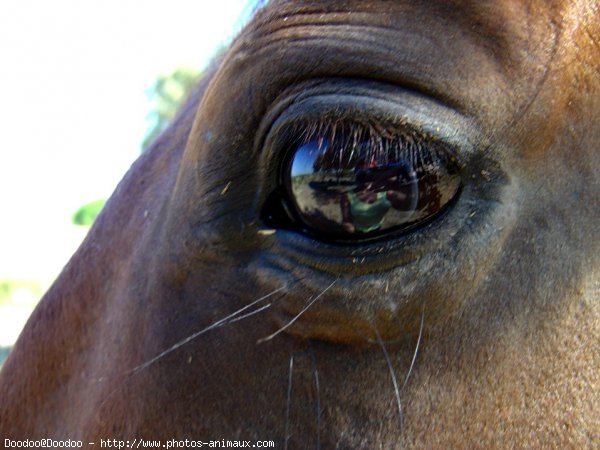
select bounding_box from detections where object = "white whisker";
[310,346,321,450]
[284,354,294,450]
[257,279,337,344]
[128,285,287,374]
[402,302,425,390]
[227,303,272,324]
[374,326,403,426]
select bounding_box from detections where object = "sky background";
[0,0,254,345]
[291,142,322,177]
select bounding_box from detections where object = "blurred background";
[0,0,259,366]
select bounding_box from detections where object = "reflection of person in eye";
[340,180,409,234]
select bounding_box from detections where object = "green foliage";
[142,67,202,150]
[71,68,201,227]
[72,199,106,226]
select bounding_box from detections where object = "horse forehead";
[259,0,591,65]
[268,0,577,17]
[263,0,571,34]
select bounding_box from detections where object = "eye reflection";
[284,122,461,240]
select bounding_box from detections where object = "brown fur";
[1,1,598,447]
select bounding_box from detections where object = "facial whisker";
[284,353,294,450]
[127,285,287,375]
[402,302,426,390]
[226,303,272,324]
[257,279,337,344]
[374,326,403,428]
[310,344,321,450]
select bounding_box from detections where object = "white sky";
[0,0,252,282]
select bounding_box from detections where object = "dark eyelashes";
[283,118,461,176]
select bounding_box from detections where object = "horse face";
[1,1,598,447]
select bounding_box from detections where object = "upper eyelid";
[256,79,485,212]
[258,86,481,168]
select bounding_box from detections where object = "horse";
[1,0,598,447]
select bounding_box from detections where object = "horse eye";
[264,121,462,242]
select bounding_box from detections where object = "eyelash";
[282,119,461,176]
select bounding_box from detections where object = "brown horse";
[1,0,598,448]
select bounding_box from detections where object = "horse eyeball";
[281,122,461,241]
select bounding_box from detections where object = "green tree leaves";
[72,199,106,226]
[142,67,202,150]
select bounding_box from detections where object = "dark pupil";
[283,123,461,240]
